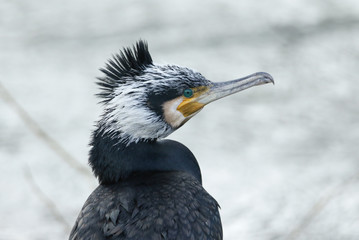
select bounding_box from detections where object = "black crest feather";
[97,40,153,101]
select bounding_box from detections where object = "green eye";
[183,88,193,98]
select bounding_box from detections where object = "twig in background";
[0,82,92,179]
[285,174,359,240]
[24,165,71,234]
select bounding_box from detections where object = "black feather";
[97,40,153,102]
[69,172,222,240]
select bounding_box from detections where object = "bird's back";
[69,171,222,240]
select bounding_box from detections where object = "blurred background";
[1,0,359,239]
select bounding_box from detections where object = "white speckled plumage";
[98,62,209,144]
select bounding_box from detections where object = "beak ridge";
[197,72,274,105]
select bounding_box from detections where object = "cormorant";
[69,40,273,240]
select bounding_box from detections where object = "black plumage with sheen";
[70,172,221,240]
[69,41,223,240]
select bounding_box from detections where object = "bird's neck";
[89,128,202,185]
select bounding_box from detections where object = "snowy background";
[1,0,359,239]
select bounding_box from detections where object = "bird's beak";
[177,72,274,117]
[198,72,274,105]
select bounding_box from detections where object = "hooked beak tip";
[256,72,275,85]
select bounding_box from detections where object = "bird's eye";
[183,89,193,98]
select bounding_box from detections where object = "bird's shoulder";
[69,171,222,240]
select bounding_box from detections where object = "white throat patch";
[162,96,186,129]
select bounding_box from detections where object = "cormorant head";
[97,40,273,144]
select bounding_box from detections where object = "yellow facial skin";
[177,86,210,117]
[163,72,273,129]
